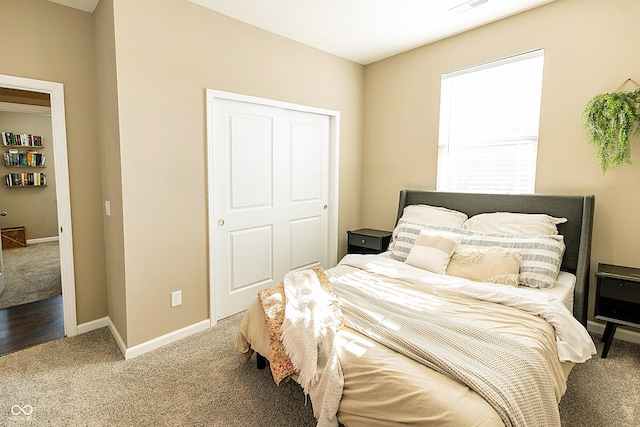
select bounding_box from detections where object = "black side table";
[594,263,640,358]
[347,228,392,255]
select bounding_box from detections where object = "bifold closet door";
[210,98,330,319]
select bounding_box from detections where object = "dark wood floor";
[0,296,65,356]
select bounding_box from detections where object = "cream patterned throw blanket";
[280,268,344,427]
[257,280,296,385]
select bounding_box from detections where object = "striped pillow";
[391,220,565,289]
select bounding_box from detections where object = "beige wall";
[94,0,127,343]
[0,111,57,239]
[0,0,107,324]
[362,0,640,320]
[110,0,364,346]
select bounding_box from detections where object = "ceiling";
[48,0,99,13]
[187,0,554,64]
[48,0,554,65]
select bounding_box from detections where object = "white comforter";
[339,254,596,363]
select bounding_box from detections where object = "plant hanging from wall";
[582,82,640,172]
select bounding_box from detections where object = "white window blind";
[436,49,544,194]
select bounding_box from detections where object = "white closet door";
[286,109,330,272]
[210,98,330,320]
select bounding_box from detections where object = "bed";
[235,189,597,427]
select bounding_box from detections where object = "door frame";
[0,74,77,336]
[206,89,340,326]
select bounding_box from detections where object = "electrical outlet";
[171,290,182,307]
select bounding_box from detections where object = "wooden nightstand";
[594,263,640,358]
[347,228,392,255]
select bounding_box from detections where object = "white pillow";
[447,247,522,286]
[401,204,468,227]
[463,212,567,236]
[390,205,467,251]
[405,230,461,275]
[391,222,565,289]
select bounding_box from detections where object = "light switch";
[105,200,111,216]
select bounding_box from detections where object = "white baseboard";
[587,320,640,345]
[76,316,109,335]
[27,236,59,244]
[107,318,128,357]
[76,316,211,360]
[122,319,210,360]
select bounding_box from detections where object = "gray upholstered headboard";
[395,190,595,326]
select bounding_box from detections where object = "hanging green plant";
[582,87,640,172]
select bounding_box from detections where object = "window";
[436,49,544,194]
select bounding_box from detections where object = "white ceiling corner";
[47,0,99,13]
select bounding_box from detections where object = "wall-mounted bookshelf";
[1,131,43,147]
[4,150,45,167]
[5,172,46,187]
[2,131,47,187]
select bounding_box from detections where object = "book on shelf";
[1,131,43,147]
[2,151,45,167]
[5,172,46,187]
[1,132,13,146]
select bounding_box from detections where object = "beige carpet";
[0,312,637,426]
[0,241,61,310]
[0,312,316,426]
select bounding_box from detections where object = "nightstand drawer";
[594,263,640,357]
[347,228,392,255]
[599,278,640,304]
[348,233,384,251]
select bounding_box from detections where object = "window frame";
[436,49,545,194]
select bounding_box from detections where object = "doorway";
[0,103,60,311]
[0,74,76,348]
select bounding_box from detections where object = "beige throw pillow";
[447,247,522,286]
[405,230,460,275]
